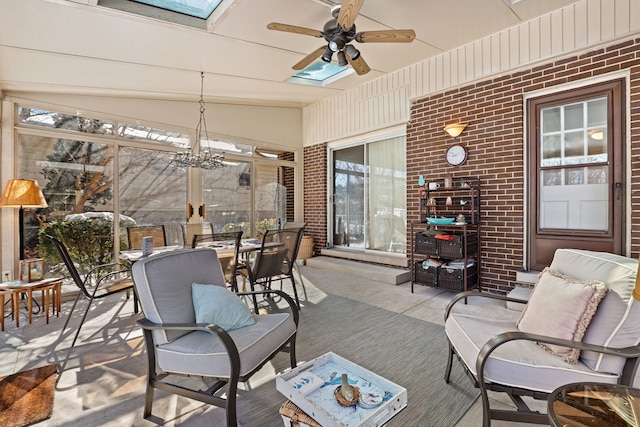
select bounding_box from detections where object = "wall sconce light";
[444,123,468,138]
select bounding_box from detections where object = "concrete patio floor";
[0,261,613,426]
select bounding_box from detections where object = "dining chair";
[181,222,214,247]
[246,228,304,312]
[192,231,243,292]
[283,222,307,295]
[47,235,138,381]
[127,225,167,250]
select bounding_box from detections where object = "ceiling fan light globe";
[321,46,334,62]
[345,44,360,60]
[337,51,348,67]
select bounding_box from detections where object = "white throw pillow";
[517,267,607,364]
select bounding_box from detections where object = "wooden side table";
[0,278,63,327]
[548,382,640,426]
[0,289,14,331]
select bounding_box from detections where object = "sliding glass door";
[331,135,406,253]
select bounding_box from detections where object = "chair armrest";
[445,290,529,321]
[236,289,300,326]
[476,330,640,387]
[83,262,131,286]
[137,318,240,363]
[87,262,131,275]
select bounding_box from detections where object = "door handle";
[615,182,622,202]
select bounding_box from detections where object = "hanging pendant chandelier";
[174,72,225,170]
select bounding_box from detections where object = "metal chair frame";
[444,291,640,426]
[47,235,138,381]
[192,230,243,292]
[181,222,214,246]
[132,249,298,426]
[246,228,304,312]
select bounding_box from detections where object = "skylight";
[286,62,353,87]
[131,0,222,19]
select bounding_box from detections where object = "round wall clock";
[445,144,468,166]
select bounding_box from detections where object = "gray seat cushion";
[157,312,296,378]
[445,313,620,393]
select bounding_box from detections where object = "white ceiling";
[0,0,581,109]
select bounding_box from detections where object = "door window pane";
[542,135,561,163]
[564,131,585,158]
[564,103,583,129]
[587,129,607,156]
[542,107,561,132]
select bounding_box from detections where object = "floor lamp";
[0,179,48,260]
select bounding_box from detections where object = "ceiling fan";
[267,0,416,75]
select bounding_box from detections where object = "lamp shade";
[0,179,48,208]
[444,123,468,138]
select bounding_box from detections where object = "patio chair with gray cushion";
[131,247,298,426]
[444,248,640,426]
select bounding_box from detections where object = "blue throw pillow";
[192,283,255,330]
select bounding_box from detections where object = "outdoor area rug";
[238,293,479,426]
[0,364,57,427]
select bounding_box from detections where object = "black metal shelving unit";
[411,176,481,293]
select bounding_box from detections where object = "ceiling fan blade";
[267,22,324,38]
[347,53,370,75]
[336,0,364,30]
[355,29,416,43]
[292,46,326,70]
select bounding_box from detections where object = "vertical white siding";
[303,0,640,145]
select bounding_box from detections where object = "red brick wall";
[303,143,328,255]
[408,36,640,294]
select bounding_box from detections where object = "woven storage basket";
[279,400,322,427]
[437,232,478,259]
[413,261,438,287]
[415,232,437,254]
[439,264,478,291]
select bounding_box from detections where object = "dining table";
[119,238,281,264]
